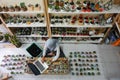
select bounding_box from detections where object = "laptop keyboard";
[35,60,45,72]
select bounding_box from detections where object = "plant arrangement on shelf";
[9,6,15,12]
[4,34,22,48]
[48,0,113,12]
[51,27,105,36]
[50,14,112,26]
[0,2,41,12]
[101,0,113,11]
[2,6,9,12]
[15,27,47,36]
[5,14,45,25]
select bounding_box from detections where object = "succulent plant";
[3,6,9,12]
[0,6,3,12]
[4,34,22,48]
[9,6,15,11]
[15,5,21,11]
[37,14,41,18]
[20,2,27,11]
[35,4,40,7]
[55,6,60,12]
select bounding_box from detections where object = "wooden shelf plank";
[51,34,104,37]
[60,40,101,43]
[50,24,112,28]
[6,23,46,27]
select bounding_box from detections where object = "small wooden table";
[26,57,70,75]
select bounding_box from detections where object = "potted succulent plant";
[3,6,9,12]
[0,6,3,12]
[34,4,41,11]
[55,6,60,12]
[20,2,27,11]
[28,4,34,11]
[37,14,41,18]
[15,5,21,11]
[49,0,54,9]
[9,6,15,12]
[59,0,64,9]
[4,34,22,48]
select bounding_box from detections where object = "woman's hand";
[41,57,45,63]
[48,52,55,56]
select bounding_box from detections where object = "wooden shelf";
[48,5,120,14]
[60,40,101,44]
[6,23,46,27]
[50,24,112,28]
[0,0,116,44]
[52,34,104,38]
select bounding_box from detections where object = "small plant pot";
[78,20,83,25]
[71,20,75,25]
[3,6,9,12]
[9,6,15,12]
[15,6,21,11]
[34,4,41,11]
[21,6,27,11]
[34,7,41,11]
[0,6,3,12]
[28,5,34,11]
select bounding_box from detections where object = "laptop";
[27,58,48,75]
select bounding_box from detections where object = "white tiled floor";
[0,44,120,80]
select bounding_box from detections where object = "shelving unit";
[0,0,120,44]
[45,0,116,43]
[0,0,48,43]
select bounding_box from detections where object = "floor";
[0,43,120,80]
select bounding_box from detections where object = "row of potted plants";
[0,3,41,12]
[48,0,110,12]
[5,14,45,25]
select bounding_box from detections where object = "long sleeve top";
[42,38,60,61]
